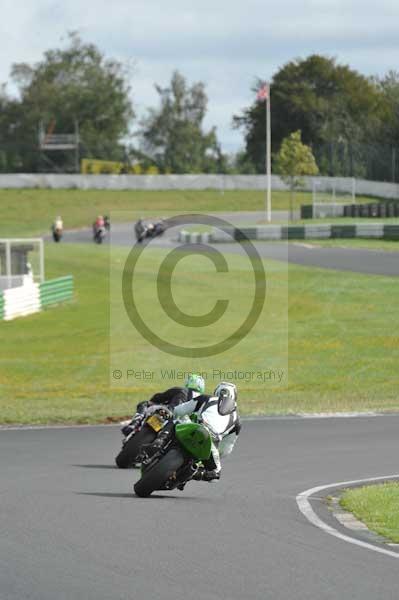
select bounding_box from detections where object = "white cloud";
[1,0,399,152]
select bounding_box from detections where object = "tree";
[0,83,32,172]
[140,71,223,173]
[3,32,134,171]
[234,55,389,175]
[275,130,319,220]
[230,150,257,174]
[373,71,399,145]
[373,71,399,181]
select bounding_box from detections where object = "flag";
[256,83,269,102]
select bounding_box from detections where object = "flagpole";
[266,83,272,223]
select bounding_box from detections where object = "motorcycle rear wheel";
[134,448,185,497]
[115,426,156,469]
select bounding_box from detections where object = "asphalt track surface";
[60,219,399,276]
[2,416,399,600]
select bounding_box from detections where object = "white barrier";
[0,173,398,199]
[1,275,74,321]
[209,229,235,243]
[178,223,399,243]
[313,204,346,218]
[355,224,384,238]
[256,225,282,240]
[3,281,40,321]
[304,225,332,239]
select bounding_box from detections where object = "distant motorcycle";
[135,219,166,243]
[115,404,173,468]
[52,226,63,243]
[134,420,212,497]
[93,226,106,244]
[104,216,110,231]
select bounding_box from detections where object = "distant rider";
[54,215,63,229]
[52,216,63,233]
[94,215,105,231]
[121,373,206,437]
[134,218,165,242]
[135,218,146,242]
[92,215,105,241]
[51,216,63,242]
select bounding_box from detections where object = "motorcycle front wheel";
[115,425,157,469]
[134,448,185,497]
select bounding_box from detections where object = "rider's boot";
[193,468,220,482]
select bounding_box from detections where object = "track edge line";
[296,474,399,560]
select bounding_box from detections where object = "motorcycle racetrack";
[61,218,399,277]
[2,416,399,600]
[2,213,398,599]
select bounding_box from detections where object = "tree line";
[1,33,399,180]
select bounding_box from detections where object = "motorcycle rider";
[174,381,241,483]
[52,216,63,240]
[93,215,105,231]
[134,217,165,242]
[142,381,241,486]
[54,215,63,231]
[134,218,146,242]
[93,215,106,241]
[121,373,206,437]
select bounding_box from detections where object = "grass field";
[293,217,399,225]
[1,242,398,423]
[340,483,399,543]
[0,188,376,237]
[299,239,399,251]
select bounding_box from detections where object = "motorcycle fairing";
[175,423,212,461]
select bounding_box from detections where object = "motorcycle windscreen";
[175,423,212,461]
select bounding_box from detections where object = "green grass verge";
[340,483,399,543]
[293,217,399,225]
[298,239,399,251]
[1,243,398,423]
[0,188,375,237]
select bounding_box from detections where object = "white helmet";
[214,381,237,415]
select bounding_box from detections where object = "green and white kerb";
[0,276,73,321]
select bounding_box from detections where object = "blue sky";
[1,0,398,152]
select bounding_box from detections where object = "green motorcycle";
[134,421,212,497]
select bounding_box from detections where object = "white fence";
[2,281,41,321]
[0,174,398,199]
